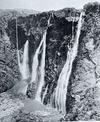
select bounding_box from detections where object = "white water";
[42,85,48,103]
[17,40,30,80]
[35,18,51,102]
[35,30,47,102]
[54,13,83,114]
[30,36,44,84]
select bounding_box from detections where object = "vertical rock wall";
[66,3,100,121]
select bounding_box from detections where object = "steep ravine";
[1,3,100,121]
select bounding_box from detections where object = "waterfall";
[35,30,47,102]
[54,12,83,114]
[17,40,30,80]
[34,17,50,102]
[17,50,21,73]
[42,85,48,103]
[30,35,44,84]
[22,40,30,79]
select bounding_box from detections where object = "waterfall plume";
[14,40,30,95]
[30,35,44,84]
[33,17,50,102]
[54,12,83,114]
[42,85,48,103]
[17,40,30,80]
[35,30,47,102]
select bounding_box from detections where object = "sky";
[0,0,100,11]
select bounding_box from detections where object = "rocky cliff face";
[0,33,19,93]
[65,2,100,121]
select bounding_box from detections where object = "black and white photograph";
[0,0,100,121]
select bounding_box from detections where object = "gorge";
[0,2,100,121]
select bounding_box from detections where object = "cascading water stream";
[17,40,30,80]
[54,12,83,114]
[35,30,47,102]
[42,85,48,103]
[22,40,30,79]
[34,18,51,102]
[15,18,30,95]
[14,40,30,95]
[17,50,21,73]
[30,36,44,84]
